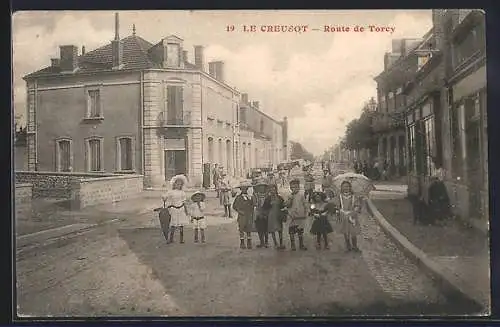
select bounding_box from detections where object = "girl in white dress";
[162,174,190,244]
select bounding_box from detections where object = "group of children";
[232,178,363,252]
[159,174,363,253]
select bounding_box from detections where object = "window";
[166,44,180,67]
[260,119,264,133]
[408,125,416,172]
[86,137,103,172]
[239,107,247,124]
[450,103,462,178]
[55,138,72,172]
[423,117,436,177]
[166,85,184,125]
[87,89,102,118]
[116,137,134,171]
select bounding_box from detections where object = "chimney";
[111,12,123,68]
[194,45,204,71]
[282,116,288,146]
[182,50,188,63]
[51,58,60,67]
[208,62,216,77]
[241,93,249,104]
[432,9,446,50]
[81,46,86,55]
[59,45,78,72]
[214,61,224,82]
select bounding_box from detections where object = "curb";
[366,198,488,313]
[17,223,98,248]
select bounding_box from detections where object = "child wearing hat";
[232,181,255,249]
[163,175,190,244]
[285,178,309,251]
[309,191,333,250]
[189,191,207,243]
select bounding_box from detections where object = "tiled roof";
[24,34,195,79]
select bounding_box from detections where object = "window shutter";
[177,86,184,123]
[167,85,175,124]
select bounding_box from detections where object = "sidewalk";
[15,189,232,241]
[368,197,490,313]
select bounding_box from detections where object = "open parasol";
[332,172,375,196]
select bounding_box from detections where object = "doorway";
[466,118,482,218]
[164,150,186,181]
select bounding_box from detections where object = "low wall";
[71,174,144,209]
[15,171,115,199]
[15,183,32,205]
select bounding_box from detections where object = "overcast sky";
[12,10,432,155]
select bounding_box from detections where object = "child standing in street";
[232,181,255,249]
[163,174,190,244]
[332,180,363,252]
[285,178,309,251]
[189,191,207,243]
[219,173,233,218]
[309,191,333,250]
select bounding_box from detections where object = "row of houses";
[373,9,487,224]
[19,13,290,188]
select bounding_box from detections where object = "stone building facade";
[22,13,288,189]
[403,9,487,224]
[373,38,423,177]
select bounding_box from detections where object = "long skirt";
[267,212,283,232]
[255,217,268,233]
[310,216,333,234]
[169,207,189,227]
[221,191,232,206]
[337,214,361,236]
[237,213,255,233]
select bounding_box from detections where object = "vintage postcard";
[12,10,489,317]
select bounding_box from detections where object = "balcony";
[158,111,194,127]
[372,112,405,133]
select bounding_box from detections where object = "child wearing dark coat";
[309,191,334,250]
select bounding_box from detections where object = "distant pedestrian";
[309,191,333,250]
[189,191,207,243]
[304,169,315,203]
[279,169,287,187]
[253,180,270,248]
[219,173,232,218]
[428,174,451,224]
[321,169,334,194]
[213,164,221,198]
[267,172,278,187]
[163,174,190,244]
[332,181,362,253]
[262,184,287,250]
[232,182,255,249]
[285,178,309,251]
[362,161,369,177]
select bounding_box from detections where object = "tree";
[344,107,377,151]
[290,141,314,162]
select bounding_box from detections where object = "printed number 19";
[226,25,235,32]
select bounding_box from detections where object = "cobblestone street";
[15,176,481,316]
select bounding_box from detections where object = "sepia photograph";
[12,9,489,317]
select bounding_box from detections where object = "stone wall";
[15,171,114,199]
[71,174,143,209]
[15,183,32,205]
